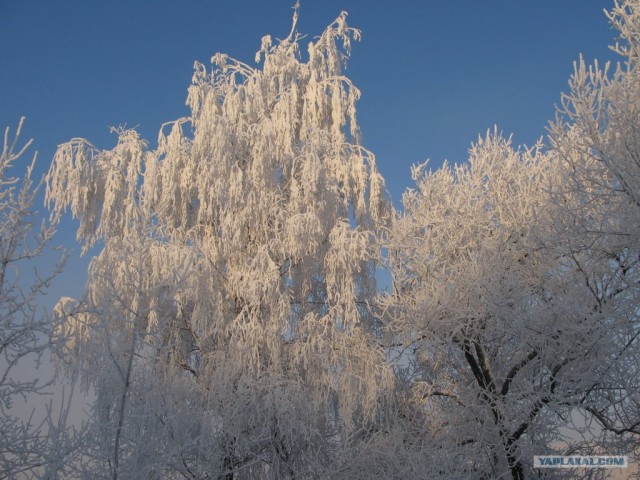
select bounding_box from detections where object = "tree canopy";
[9,0,639,478]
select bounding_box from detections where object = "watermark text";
[534,455,627,469]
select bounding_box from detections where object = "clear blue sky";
[0,0,618,301]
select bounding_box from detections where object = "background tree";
[547,0,640,462]
[380,134,589,479]
[379,2,640,479]
[0,118,76,478]
[47,8,392,479]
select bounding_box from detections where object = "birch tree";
[47,8,392,479]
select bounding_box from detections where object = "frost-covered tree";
[0,118,75,478]
[380,134,584,479]
[381,136,639,480]
[380,2,640,479]
[47,7,392,479]
[548,0,640,458]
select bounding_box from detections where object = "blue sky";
[0,1,619,301]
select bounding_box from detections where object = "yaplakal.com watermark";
[534,455,628,469]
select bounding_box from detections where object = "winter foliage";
[4,0,639,478]
[47,7,391,479]
[0,119,76,478]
